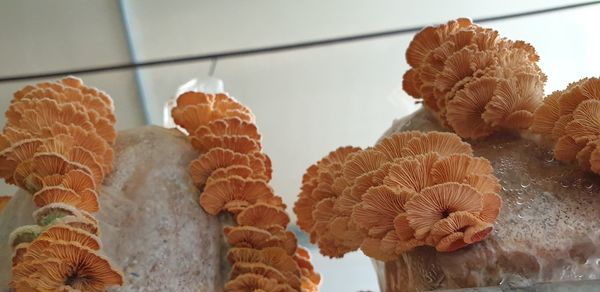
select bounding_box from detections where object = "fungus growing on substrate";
[11,241,123,291]
[294,131,503,261]
[403,18,546,139]
[171,90,319,291]
[531,77,600,174]
[1,77,123,290]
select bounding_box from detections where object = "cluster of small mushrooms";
[294,131,502,261]
[403,18,546,139]
[531,77,600,174]
[0,77,123,291]
[171,92,320,292]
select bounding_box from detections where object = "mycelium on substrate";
[0,77,123,291]
[294,131,502,261]
[403,18,546,139]
[171,91,320,292]
[531,77,600,174]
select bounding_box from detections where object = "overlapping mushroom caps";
[294,131,502,261]
[403,18,546,139]
[531,77,600,174]
[171,91,319,291]
[0,77,123,291]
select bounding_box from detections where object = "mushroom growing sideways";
[294,131,502,261]
[403,18,546,139]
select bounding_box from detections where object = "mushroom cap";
[342,149,387,182]
[191,134,261,154]
[12,241,123,291]
[446,76,497,139]
[189,148,250,188]
[33,186,81,209]
[205,165,254,186]
[565,99,600,144]
[193,117,261,142]
[37,223,101,250]
[531,90,562,136]
[374,131,423,160]
[8,224,43,248]
[199,176,275,215]
[353,185,413,238]
[236,202,290,229]
[405,182,484,240]
[383,153,439,193]
[230,262,288,285]
[224,273,290,292]
[430,153,493,184]
[401,132,473,157]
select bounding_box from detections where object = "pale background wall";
[1,1,599,290]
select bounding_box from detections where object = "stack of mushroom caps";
[403,18,546,139]
[0,77,123,291]
[294,131,502,261]
[531,77,600,174]
[171,92,320,292]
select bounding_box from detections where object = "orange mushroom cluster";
[403,18,546,139]
[171,91,320,291]
[531,77,600,174]
[294,131,502,261]
[0,77,123,291]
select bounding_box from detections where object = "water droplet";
[519,174,531,188]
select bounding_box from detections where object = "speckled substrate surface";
[374,109,600,292]
[0,126,229,292]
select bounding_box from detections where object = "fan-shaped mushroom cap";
[342,149,387,182]
[383,153,439,193]
[531,90,562,136]
[225,273,290,292]
[194,117,261,141]
[199,176,275,215]
[431,153,493,184]
[401,132,472,157]
[0,195,10,212]
[405,182,484,240]
[374,131,423,160]
[435,231,469,252]
[353,185,413,238]
[359,236,399,262]
[191,134,261,154]
[32,186,82,209]
[565,99,600,144]
[294,146,360,235]
[223,225,271,248]
[38,123,114,173]
[428,211,483,243]
[53,215,100,237]
[11,242,29,267]
[482,73,544,128]
[12,241,123,291]
[33,202,81,226]
[9,225,42,248]
[479,192,502,223]
[205,165,254,186]
[230,262,288,285]
[38,224,101,250]
[236,203,290,229]
[446,77,497,139]
[189,148,250,188]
